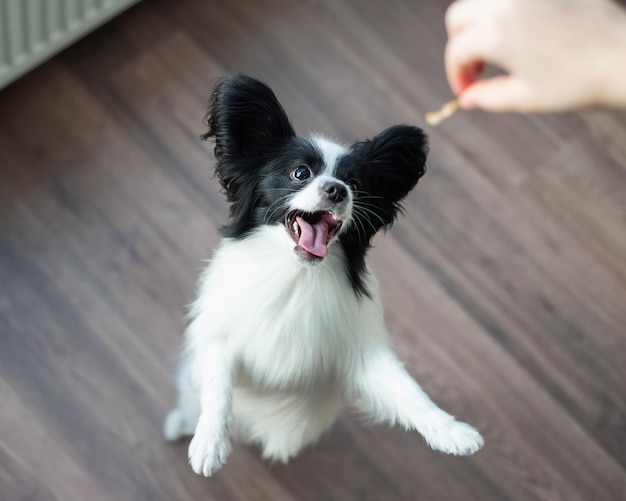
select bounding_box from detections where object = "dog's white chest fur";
[168,227,483,476]
[188,226,381,390]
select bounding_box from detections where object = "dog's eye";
[292,165,312,182]
[347,179,360,191]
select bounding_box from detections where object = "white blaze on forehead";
[310,135,348,176]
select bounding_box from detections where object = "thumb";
[459,76,531,112]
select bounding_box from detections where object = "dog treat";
[425,99,459,126]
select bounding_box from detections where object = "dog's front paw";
[188,422,232,476]
[422,419,484,456]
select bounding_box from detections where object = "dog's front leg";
[188,338,234,476]
[351,347,484,455]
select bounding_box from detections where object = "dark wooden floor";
[1,0,626,499]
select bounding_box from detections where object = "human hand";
[445,0,626,112]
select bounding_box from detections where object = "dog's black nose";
[323,181,348,203]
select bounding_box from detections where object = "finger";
[445,29,494,95]
[445,0,488,37]
[459,76,530,112]
[456,60,486,94]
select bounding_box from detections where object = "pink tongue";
[296,216,329,257]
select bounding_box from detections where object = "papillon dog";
[164,74,484,476]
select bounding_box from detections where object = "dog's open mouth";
[286,210,343,259]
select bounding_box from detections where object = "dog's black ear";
[356,125,428,202]
[202,74,295,161]
[349,125,428,233]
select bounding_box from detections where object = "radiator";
[0,0,141,90]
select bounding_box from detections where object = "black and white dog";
[164,74,483,476]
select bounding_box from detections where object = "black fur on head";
[202,74,428,296]
[202,74,296,234]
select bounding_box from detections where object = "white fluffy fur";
[164,229,484,475]
[314,136,348,176]
[163,136,484,476]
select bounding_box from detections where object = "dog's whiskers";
[353,203,387,232]
[264,194,293,224]
[350,210,367,243]
[352,206,379,235]
[353,199,392,216]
